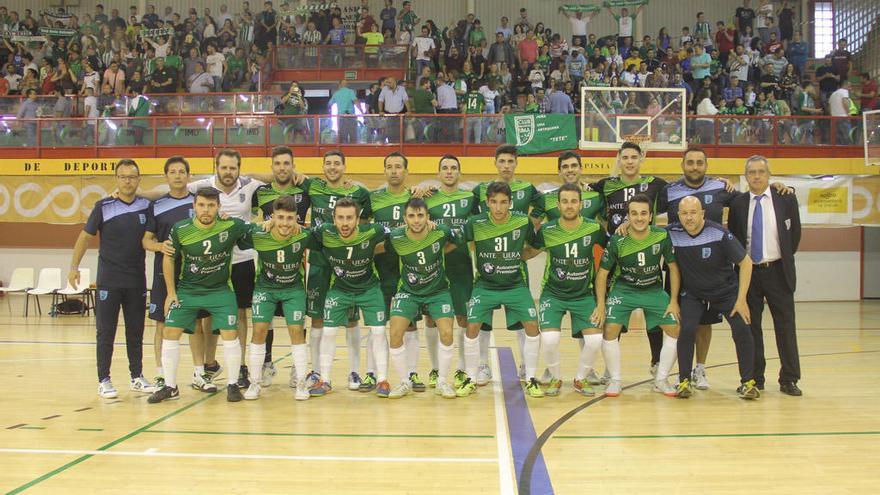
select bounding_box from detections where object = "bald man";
[666,196,759,400]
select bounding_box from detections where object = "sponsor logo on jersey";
[612,213,622,225]
[482,263,495,274]
[149,303,157,314]
[606,295,623,306]
[325,296,339,308]
[555,267,567,280]
[406,272,419,285]
[702,247,712,258]
[334,266,345,277]
[189,263,199,273]
[219,231,228,243]
[652,243,661,255]
[265,271,275,279]
[252,292,268,303]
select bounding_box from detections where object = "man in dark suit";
[728,155,802,396]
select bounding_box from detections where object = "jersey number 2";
[202,240,212,255]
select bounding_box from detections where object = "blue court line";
[497,347,554,495]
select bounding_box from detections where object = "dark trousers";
[679,290,755,384]
[747,262,800,385]
[96,286,146,382]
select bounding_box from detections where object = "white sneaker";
[244,383,262,400]
[605,379,622,397]
[388,382,411,399]
[98,379,118,399]
[192,372,218,393]
[600,368,611,385]
[435,381,456,399]
[652,379,677,397]
[585,369,602,386]
[288,364,297,388]
[518,364,526,383]
[692,367,710,390]
[649,363,659,378]
[348,371,362,391]
[129,376,155,394]
[294,380,310,401]
[261,362,276,387]
[539,368,552,385]
[475,364,492,386]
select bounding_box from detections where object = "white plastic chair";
[26,268,63,316]
[57,267,94,316]
[0,267,35,316]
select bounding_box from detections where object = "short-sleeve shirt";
[313,223,387,293]
[252,182,310,225]
[600,226,675,291]
[238,224,315,290]
[591,176,668,234]
[667,221,746,300]
[371,186,411,275]
[301,177,372,265]
[530,187,604,222]
[426,188,476,267]
[169,217,250,295]
[658,178,739,224]
[84,196,151,288]
[533,218,606,299]
[378,85,409,113]
[385,224,460,296]
[464,90,485,114]
[145,193,195,282]
[472,179,539,215]
[464,212,536,290]
[329,86,358,114]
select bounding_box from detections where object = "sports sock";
[478,329,491,366]
[320,327,338,381]
[464,334,480,379]
[657,334,678,382]
[438,341,454,385]
[523,334,541,380]
[309,326,322,373]
[346,326,361,374]
[576,334,603,380]
[390,345,409,384]
[161,339,180,388]
[291,343,308,383]
[602,339,622,381]
[424,325,440,370]
[369,326,389,382]
[223,339,242,386]
[248,343,266,383]
[541,331,561,379]
[404,330,419,375]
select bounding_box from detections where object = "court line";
[554,431,880,440]
[143,429,493,439]
[0,357,94,363]
[497,347,553,495]
[517,348,880,495]
[0,448,497,463]
[490,343,516,495]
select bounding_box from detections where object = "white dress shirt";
[746,187,781,263]
[188,176,264,264]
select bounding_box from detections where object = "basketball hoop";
[622,134,653,149]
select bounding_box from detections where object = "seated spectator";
[187,61,215,93]
[723,75,744,103]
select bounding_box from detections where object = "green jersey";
[370,187,411,232]
[472,179,539,215]
[464,212,536,290]
[169,217,250,295]
[530,187,604,222]
[533,218,607,299]
[600,226,675,291]
[426,187,476,266]
[238,224,315,290]
[313,223,387,293]
[252,182,309,224]
[301,177,372,227]
[464,91,485,114]
[386,224,460,296]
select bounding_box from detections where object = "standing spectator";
[516,8,531,33]
[567,47,588,86]
[255,1,278,52]
[149,57,176,93]
[487,32,515,68]
[860,73,878,111]
[830,38,852,80]
[560,7,598,49]
[496,16,512,41]
[605,4,644,49]
[778,63,799,102]
[764,25,782,53]
[776,0,795,42]
[5,63,22,93]
[657,27,672,56]
[80,61,101,94]
[16,88,39,146]
[695,89,718,142]
[238,11,255,58]
[735,0,756,38]
[715,21,735,67]
[83,86,99,144]
[216,4,233,29]
[536,87,549,113]
[694,12,711,48]
[127,85,150,145]
[727,44,750,85]
[548,81,575,114]
[412,25,435,75]
[755,0,773,43]
[829,80,853,144]
[380,0,397,37]
[329,79,360,143]
[378,77,411,142]
[763,47,788,77]
[691,44,712,81]
[463,82,484,143]
[469,19,486,49]
[397,1,419,34]
[787,31,808,76]
[815,56,840,100]
[205,45,225,90]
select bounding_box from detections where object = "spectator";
[829,80,853,143]
[148,57,176,94]
[605,3,644,48]
[795,82,822,116]
[83,86,99,144]
[567,47,588,85]
[127,84,150,145]
[787,31,809,76]
[329,79,360,143]
[560,7,598,49]
[695,89,718,142]
[517,29,539,70]
[536,87,549,113]
[80,61,101,95]
[397,1,419,34]
[412,25,435,75]
[759,62,781,96]
[223,47,247,91]
[16,88,39,145]
[815,56,840,99]
[830,38,852,79]
[100,60,126,97]
[764,17,781,47]
[5,63,22,94]
[548,82,575,114]
[763,47,787,77]
[776,0,795,41]
[487,32,515,68]
[205,45,225,90]
[755,0,773,42]
[860,73,878,111]
[694,12,711,47]
[715,21,735,67]
[496,16,512,41]
[724,75,744,103]
[727,44,750,83]
[778,63,799,102]
[187,61,215,93]
[380,0,397,36]
[690,44,711,81]
[255,1,278,51]
[516,8,531,33]
[469,19,486,48]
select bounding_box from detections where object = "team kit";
[81,142,770,404]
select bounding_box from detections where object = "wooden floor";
[0,298,878,495]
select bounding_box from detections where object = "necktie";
[751,195,764,263]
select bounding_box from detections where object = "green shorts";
[165,289,237,334]
[446,259,474,316]
[390,290,454,323]
[467,286,537,330]
[324,284,388,327]
[252,287,306,325]
[306,263,330,318]
[538,293,599,337]
[604,286,678,330]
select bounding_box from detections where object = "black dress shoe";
[780,382,802,396]
[756,382,765,391]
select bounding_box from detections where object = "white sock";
[248,343,266,383]
[695,362,705,371]
[602,339,622,381]
[464,334,480,379]
[390,345,409,385]
[369,326,388,382]
[456,326,466,366]
[309,326,322,372]
[523,334,540,380]
[291,343,308,383]
[658,334,678,382]
[438,341,454,385]
[424,326,440,370]
[160,339,180,388]
[576,334,603,380]
[320,327,338,382]
[346,326,361,374]
[577,338,585,351]
[366,330,376,375]
[223,339,242,385]
[194,365,204,376]
[404,330,419,375]
[541,331,561,379]
[516,329,526,364]
[478,330,491,366]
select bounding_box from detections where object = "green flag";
[561,5,601,13]
[505,113,578,155]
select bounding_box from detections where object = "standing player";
[594,194,681,397]
[532,183,608,396]
[386,198,461,399]
[668,196,758,399]
[298,150,373,391]
[142,156,217,393]
[68,159,154,398]
[240,195,313,401]
[425,155,477,388]
[471,145,541,382]
[311,198,390,397]
[148,187,251,403]
[461,182,543,398]
[530,151,605,223]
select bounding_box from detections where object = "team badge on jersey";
[702,247,712,258]
[516,190,525,200]
[583,199,592,209]
[294,194,303,203]
[704,194,713,204]
[512,230,521,241]
[99,290,108,301]
[219,231,228,243]
[361,240,370,249]
[188,208,194,218]
[652,243,661,255]
[138,213,146,224]
[460,199,468,207]
[292,243,301,253]
[432,242,441,254]
[239,193,246,203]
[639,183,649,192]
[582,236,592,246]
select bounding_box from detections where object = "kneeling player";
[532,183,608,397]
[385,198,462,399]
[149,187,251,403]
[240,195,313,401]
[594,194,681,397]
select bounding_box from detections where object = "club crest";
[513,114,536,146]
[702,247,712,258]
[219,231,228,243]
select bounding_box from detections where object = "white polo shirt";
[188,176,264,264]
